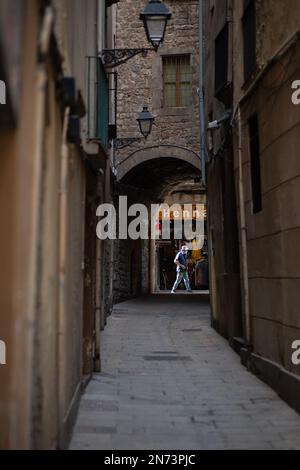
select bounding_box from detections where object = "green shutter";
[96,59,109,148]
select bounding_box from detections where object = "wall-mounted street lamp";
[140,0,172,51]
[102,0,171,67]
[207,109,232,131]
[114,106,155,149]
[137,106,155,138]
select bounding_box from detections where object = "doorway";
[153,201,209,293]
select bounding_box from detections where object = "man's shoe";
[187,290,193,293]
[171,290,176,294]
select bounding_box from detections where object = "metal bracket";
[113,137,143,150]
[101,48,153,67]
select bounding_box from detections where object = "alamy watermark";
[0,80,6,105]
[0,340,6,365]
[291,80,300,105]
[291,340,300,366]
[96,197,205,250]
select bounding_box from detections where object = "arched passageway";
[113,156,207,303]
[116,144,201,183]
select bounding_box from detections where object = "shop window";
[242,0,256,81]
[249,114,262,214]
[163,55,191,107]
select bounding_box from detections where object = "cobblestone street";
[70,296,300,450]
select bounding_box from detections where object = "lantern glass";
[137,106,155,139]
[145,16,167,49]
[140,1,171,50]
[139,119,152,138]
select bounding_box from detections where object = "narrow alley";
[1,0,300,452]
[70,296,300,450]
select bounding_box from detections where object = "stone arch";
[116,144,200,181]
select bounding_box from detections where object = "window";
[215,23,229,95]
[242,0,256,81]
[163,55,191,107]
[249,114,262,214]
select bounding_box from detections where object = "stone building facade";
[204,0,300,412]
[204,0,242,347]
[113,0,203,303]
[114,0,200,169]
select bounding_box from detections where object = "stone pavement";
[69,295,300,450]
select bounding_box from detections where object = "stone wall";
[114,0,200,178]
[112,1,201,302]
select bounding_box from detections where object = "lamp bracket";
[112,137,144,150]
[101,48,153,67]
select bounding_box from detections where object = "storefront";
[154,199,208,292]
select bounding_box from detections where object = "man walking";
[171,245,192,293]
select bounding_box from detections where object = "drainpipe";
[198,0,206,186]
[237,108,251,346]
[57,104,70,447]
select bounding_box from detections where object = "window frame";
[162,54,192,108]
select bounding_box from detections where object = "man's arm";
[174,254,186,270]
